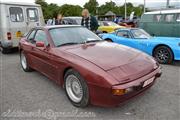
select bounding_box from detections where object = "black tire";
[2,48,10,54]
[20,51,33,72]
[153,46,173,64]
[103,31,107,33]
[64,69,89,107]
[105,39,113,42]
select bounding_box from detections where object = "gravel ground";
[0,51,180,120]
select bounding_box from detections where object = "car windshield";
[49,27,102,47]
[131,29,151,39]
[106,21,118,26]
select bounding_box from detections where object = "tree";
[84,0,99,15]
[35,0,49,19]
[35,0,82,19]
[35,0,144,19]
[59,4,83,16]
[35,0,48,14]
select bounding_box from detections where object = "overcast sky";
[0,0,180,8]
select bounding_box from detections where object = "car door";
[115,30,139,50]
[8,6,26,47]
[135,38,152,55]
[21,29,37,58]
[25,7,41,31]
[30,29,58,80]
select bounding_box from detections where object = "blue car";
[101,28,180,64]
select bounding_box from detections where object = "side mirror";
[36,41,45,47]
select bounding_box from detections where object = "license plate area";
[143,77,155,87]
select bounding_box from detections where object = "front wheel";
[64,69,89,107]
[153,46,173,64]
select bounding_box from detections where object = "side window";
[117,31,131,38]
[176,14,180,22]
[165,14,174,22]
[103,22,109,26]
[26,8,39,22]
[34,30,48,46]
[9,7,24,22]
[27,30,36,41]
[154,14,162,22]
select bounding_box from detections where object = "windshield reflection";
[131,29,152,39]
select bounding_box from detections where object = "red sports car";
[19,25,162,107]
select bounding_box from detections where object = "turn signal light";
[112,89,126,95]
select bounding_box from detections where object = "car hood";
[64,42,156,71]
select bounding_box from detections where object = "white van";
[0,2,45,54]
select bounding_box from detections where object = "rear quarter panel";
[149,37,180,60]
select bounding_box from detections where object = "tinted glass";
[98,21,103,26]
[9,7,24,22]
[34,30,48,45]
[131,29,151,39]
[154,15,162,22]
[165,14,174,22]
[49,27,102,47]
[27,8,38,22]
[106,22,118,26]
[177,14,180,22]
[28,30,36,40]
[117,31,131,38]
[75,18,82,25]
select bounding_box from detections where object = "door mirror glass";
[36,41,45,47]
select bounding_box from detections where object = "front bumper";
[1,40,13,48]
[1,39,19,48]
[89,67,162,107]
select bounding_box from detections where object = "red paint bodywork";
[19,26,162,107]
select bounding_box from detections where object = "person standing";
[81,9,99,32]
[55,14,64,25]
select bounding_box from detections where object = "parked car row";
[101,28,180,64]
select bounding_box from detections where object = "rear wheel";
[153,46,173,64]
[64,69,89,107]
[2,48,10,54]
[20,51,33,72]
[105,39,113,42]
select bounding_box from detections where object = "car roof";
[64,17,82,19]
[0,2,40,6]
[36,25,82,30]
[144,9,180,14]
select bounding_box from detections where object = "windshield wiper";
[84,39,103,43]
[57,42,79,47]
